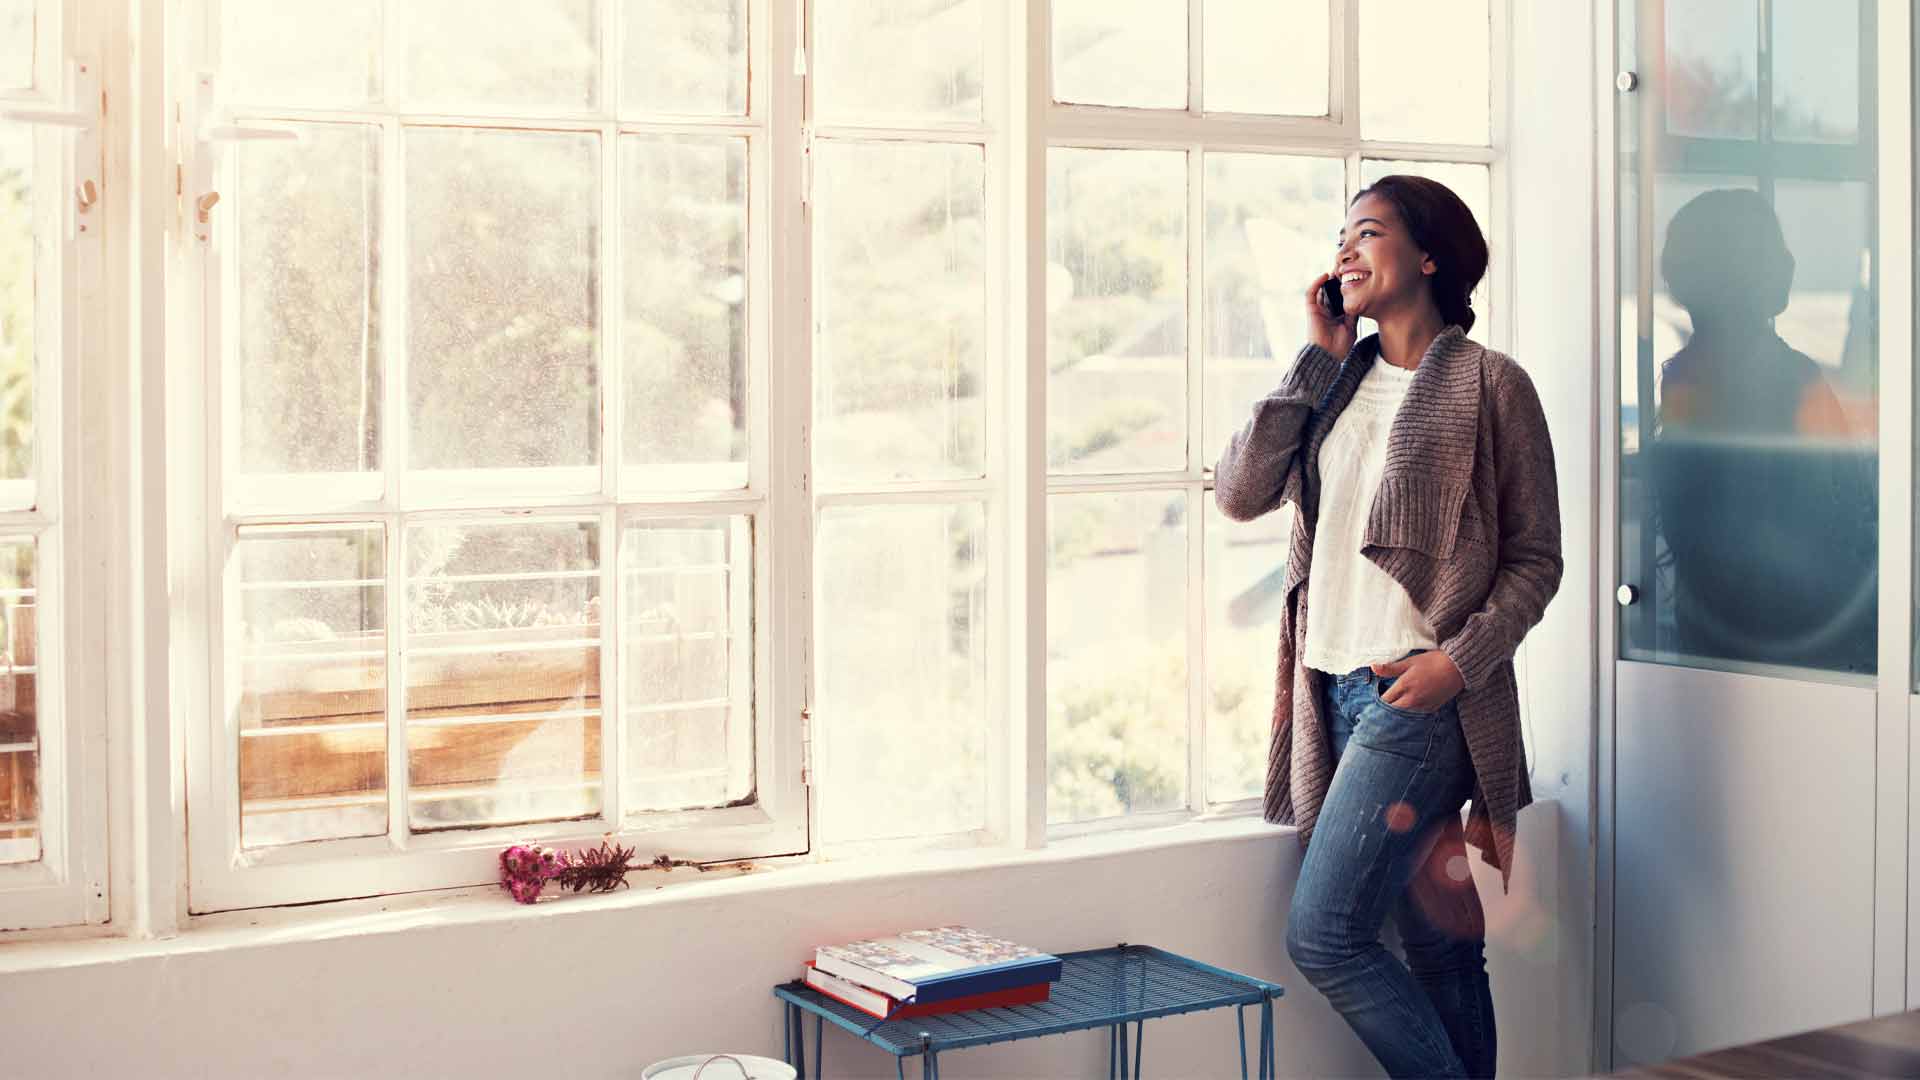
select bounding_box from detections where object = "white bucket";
[641,1053,798,1080]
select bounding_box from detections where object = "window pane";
[814,141,985,484]
[1205,500,1289,803]
[1048,147,1186,473]
[1052,0,1186,109]
[1204,0,1327,116]
[406,128,598,482]
[221,0,379,105]
[0,1,29,90]
[1772,0,1859,144]
[622,518,752,815]
[815,0,983,123]
[1360,159,1492,343]
[0,539,36,863]
[1621,175,1877,678]
[1204,153,1345,473]
[622,136,747,490]
[234,124,380,504]
[1049,491,1188,823]
[405,521,601,830]
[0,123,32,501]
[398,0,599,109]
[816,503,986,842]
[623,0,747,117]
[1663,0,1758,140]
[236,526,387,848]
[1360,0,1490,145]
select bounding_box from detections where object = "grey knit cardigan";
[1213,326,1562,889]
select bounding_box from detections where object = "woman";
[1214,176,1562,1079]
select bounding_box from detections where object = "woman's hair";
[1351,175,1489,333]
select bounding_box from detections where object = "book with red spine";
[803,962,1050,1020]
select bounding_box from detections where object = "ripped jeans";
[1284,657,1494,1080]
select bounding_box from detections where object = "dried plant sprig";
[499,841,712,903]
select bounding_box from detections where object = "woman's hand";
[1371,652,1465,712]
[1306,272,1357,358]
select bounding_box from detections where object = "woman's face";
[1333,193,1435,322]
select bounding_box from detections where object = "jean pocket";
[1370,677,1447,719]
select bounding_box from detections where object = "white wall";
[1508,0,1601,1070]
[0,811,1561,1079]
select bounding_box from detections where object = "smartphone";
[1319,276,1345,319]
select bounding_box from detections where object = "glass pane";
[236,526,387,848]
[623,0,747,117]
[233,123,380,503]
[1052,0,1186,109]
[1204,153,1345,472]
[1359,0,1491,145]
[815,0,983,123]
[1359,159,1492,343]
[405,521,601,830]
[0,539,36,863]
[622,518,752,815]
[1772,0,1859,144]
[1205,500,1289,803]
[1048,147,1186,473]
[1204,0,1327,116]
[399,0,599,109]
[0,1,29,90]
[814,141,985,484]
[622,136,747,490]
[1663,0,1758,140]
[222,0,379,105]
[0,123,32,501]
[1048,491,1188,823]
[406,128,598,483]
[1619,169,1877,674]
[816,503,986,842]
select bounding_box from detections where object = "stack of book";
[805,925,1063,1021]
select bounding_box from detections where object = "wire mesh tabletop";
[773,943,1284,1079]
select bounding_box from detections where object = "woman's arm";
[1212,344,1345,521]
[1437,361,1565,692]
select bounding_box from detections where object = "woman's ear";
[1421,253,1437,276]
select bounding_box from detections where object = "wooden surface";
[1612,1010,1920,1078]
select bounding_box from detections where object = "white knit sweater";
[1302,357,1439,675]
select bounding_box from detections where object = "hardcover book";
[813,926,1063,1005]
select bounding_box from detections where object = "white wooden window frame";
[175,0,811,913]
[166,0,1511,911]
[1038,0,1512,838]
[0,0,109,932]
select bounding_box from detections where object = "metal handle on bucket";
[689,1055,753,1079]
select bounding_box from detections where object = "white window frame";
[0,0,109,931]
[1035,0,1512,838]
[175,0,810,913]
[162,0,1513,912]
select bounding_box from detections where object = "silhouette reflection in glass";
[1651,188,1877,674]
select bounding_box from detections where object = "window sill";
[0,812,1290,974]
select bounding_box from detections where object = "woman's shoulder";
[1452,336,1542,407]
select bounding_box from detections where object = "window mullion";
[597,0,622,829]
[380,79,408,843]
[1185,143,1207,814]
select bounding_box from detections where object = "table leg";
[784,1004,795,1069]
[1119,1020,1131,1078]
[921,1047,939,1079]
[1260,997,1275,1080]
[1108,1024,1119,1080]
[813,1015,824,1079]
[1130,1020,1144,1080]
[1236,1005,1249,1080]
[789,1004,806,1078]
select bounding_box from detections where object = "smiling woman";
[1215,172,1558,1079]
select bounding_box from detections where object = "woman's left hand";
[1371,652,1465,712]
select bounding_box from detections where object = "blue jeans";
[1284,657,1495,1079]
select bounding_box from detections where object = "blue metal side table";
[773,943,1283,1079]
